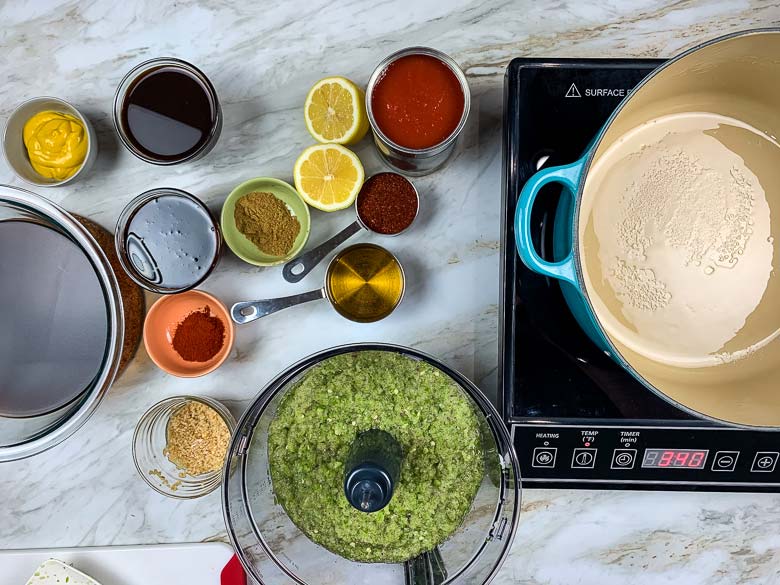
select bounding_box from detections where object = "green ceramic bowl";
[221,177,311,266]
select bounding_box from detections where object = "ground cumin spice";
[234,191,301,256]
[171,306,225,362]
[164,400,230,476]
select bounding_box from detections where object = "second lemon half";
[293,144,365,212]
[304,76,368,145]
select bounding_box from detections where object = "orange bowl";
[143,290,234,377]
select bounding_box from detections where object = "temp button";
[571,448,597,469]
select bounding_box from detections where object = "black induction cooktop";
[499,59,780,491]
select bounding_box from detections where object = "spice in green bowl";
[221,177,311,266]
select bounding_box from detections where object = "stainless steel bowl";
[0,185,124,461]
[222,343,520,585]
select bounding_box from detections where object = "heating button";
[571,448,597,469]
[532,447,557,468]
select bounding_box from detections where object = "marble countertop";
[2,1,780,583]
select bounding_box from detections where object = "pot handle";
[514,158,585,286]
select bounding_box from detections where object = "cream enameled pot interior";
[578,31,780,427]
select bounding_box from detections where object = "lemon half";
[293,144,365,212]
[304,77,369,145]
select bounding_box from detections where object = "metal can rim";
[365,46,471,157]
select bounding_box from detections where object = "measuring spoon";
[233,243,406,324]
[282,173,418,283]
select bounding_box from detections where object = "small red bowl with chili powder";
[143,290,234,377]
[366,46,470,176]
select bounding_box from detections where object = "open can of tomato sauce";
[366,47,470,176]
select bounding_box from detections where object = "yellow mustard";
[23,110,88,181]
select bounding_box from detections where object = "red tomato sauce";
[371,54,465,150]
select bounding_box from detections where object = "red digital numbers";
[689,452,705,468]
[644,449,707,469]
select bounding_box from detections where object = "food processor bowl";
[223,344,520,585]
[0,185,124,461]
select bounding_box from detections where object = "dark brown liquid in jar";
[121,66,217,162]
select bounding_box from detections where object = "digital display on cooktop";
[641,449,708,469]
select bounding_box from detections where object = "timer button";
[610,448,637,470]
[712,451,739,472]
[532,447,557,468]
[571,448,597,469]
[751,452,779,473]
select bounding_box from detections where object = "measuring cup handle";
[231,289,326,324]
[282,220,363,283]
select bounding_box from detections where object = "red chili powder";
[356,173,419,235]
[171,305,225,362]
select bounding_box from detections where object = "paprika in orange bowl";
[143,290,235,377]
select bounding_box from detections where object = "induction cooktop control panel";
[512,424,780,490]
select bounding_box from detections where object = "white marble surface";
[2,1,780,583]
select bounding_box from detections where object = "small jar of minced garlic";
[133,396,236,498]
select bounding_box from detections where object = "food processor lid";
[222,343,521,585]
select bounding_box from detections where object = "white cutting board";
[0,542,246,585]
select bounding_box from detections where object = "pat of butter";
[26,559,101,585]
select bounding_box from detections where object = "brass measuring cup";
[232,243,406,324]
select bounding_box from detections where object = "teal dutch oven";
[514,29,780,429]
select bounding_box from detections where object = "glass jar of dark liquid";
[113,58,222,165]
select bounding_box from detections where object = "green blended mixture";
[267,351,484,563]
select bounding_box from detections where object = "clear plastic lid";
[222,344,520,585]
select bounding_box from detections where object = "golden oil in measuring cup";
[326,244,404,322]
